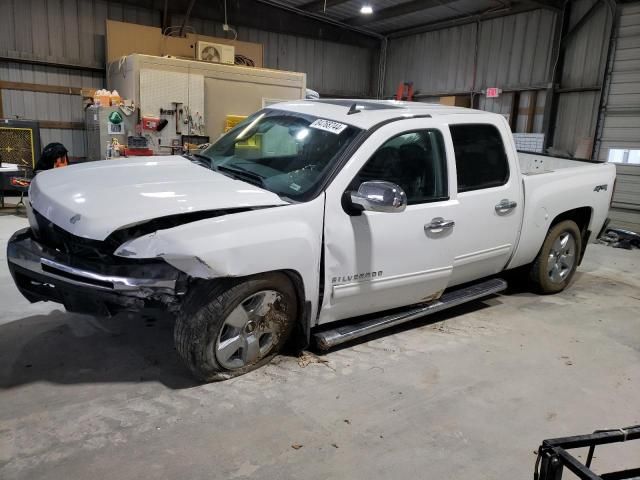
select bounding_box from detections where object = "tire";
[174,273,297,382]
[530,220,582,294]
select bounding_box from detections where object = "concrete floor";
[0,212,639,480]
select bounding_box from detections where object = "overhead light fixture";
[360,4,373,14]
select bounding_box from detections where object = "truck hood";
[29,155,287,241]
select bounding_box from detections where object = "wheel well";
[186,270,311,349]
[550,207,592,264]
[279,270,311,350]
[550,207,592,239]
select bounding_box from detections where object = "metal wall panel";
[551,0,612,156]
[384,9,557,97]
[1,62,104,157]
[562,0,612,89]
[384,22,476,96]
[476,9,557,90]
[0,0,161,69]
[240,26,374,96]
[552,91,601,155]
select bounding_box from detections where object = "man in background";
[35,143,69,173]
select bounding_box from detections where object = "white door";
[319,119,458,324]
[446,119,522,286]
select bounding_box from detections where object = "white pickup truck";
[8,100,616,381]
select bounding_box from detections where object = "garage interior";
[1,0,639,479]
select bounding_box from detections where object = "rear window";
[449,124,509,192]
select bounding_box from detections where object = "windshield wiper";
[183,153,214,169]
[217,164,266,187]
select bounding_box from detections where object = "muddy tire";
[530,220,582,294]
[174,273,297,382]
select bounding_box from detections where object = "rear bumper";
[7,228,185,316]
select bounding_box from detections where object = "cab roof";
[270,99,486,130]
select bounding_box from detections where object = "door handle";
[425,217,455,232]
[495,199,517,214]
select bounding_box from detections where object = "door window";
[351,130,448,205]
[449,124,510,192]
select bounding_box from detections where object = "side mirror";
[350,181,407,213]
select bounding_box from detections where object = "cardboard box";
[439,95,471,108]
[106,20,264,68]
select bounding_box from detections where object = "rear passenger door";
[446,120,522,286]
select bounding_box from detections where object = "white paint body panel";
[508,153,616,269]
[118,197,325,321]
[29,155,286,241]
[25,101,616,328]
[319,114,523,324]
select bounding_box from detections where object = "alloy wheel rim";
[215,290,285,370]
[547,232,576,284]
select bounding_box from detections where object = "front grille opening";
[41,263,114,289]
[14,271,63,302]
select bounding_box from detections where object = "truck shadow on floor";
[0,309,199,389]
[1,293,513,388]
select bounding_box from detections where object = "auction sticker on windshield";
[310,119,348,135]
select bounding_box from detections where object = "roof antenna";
[347,103,361,115]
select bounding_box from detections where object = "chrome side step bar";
[313,278,507,350]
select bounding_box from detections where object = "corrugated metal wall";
[384,9,558,96]
[384,23,477,95]
[0,0,161,69]
[0,0,376,157]
[552,0,613,156]
[0,62,104,157]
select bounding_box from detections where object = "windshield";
[199,109,362,201]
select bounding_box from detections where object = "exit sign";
[486,87,501,98]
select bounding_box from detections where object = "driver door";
[318,119,459,324]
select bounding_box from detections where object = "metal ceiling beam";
[345,0,461,26]
[521,0,563,11]
[185,0,381,47]
[560,0,605,47]
[301,0,352,13]
[383,2,543,38]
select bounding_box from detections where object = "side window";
[449,124,509,192]
[352,130,448,205]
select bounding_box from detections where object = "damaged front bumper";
[7,228,187,316]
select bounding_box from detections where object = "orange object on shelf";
[94,95,111,106]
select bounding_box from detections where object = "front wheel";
[174,273,297,381]
[530,220,582,294]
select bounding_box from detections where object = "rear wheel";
[530,220,582,294]
[174,273,297,381]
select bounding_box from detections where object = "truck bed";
[518,152,600,175]
[508,152,616,271]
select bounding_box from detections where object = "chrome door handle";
[425,217,455,231]
[495,199,517,213]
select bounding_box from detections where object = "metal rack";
[535,425,640,480]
